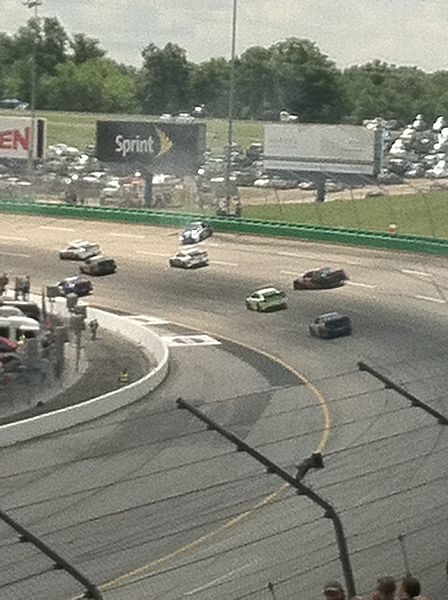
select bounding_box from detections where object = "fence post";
[176,397,357,598]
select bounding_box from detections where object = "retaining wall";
[0,300,169,447]
[1,200,448,255]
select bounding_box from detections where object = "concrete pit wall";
[0,300,169,447]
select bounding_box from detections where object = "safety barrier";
[0,300,169,447]
[2,199,448,255]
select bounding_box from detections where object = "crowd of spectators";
[323,574,432,600]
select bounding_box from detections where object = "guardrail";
[2,200,448,255]
[0,301,169,447]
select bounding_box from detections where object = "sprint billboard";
[0,116,46,160]
[96,120,206,175]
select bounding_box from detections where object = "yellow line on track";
[71,309,332,597]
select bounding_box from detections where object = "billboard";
[0,116,46,160]
[96,121,206,175]
[264,123,382,176]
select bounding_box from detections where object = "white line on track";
[281,270,297,276]
[277,251,309,258]
[110,232,145,239]
[401,269,431,277]
[346,281,376,289]
[212,260,238,267]
[277,251,359,265]
[0,251,30,258]
[413,294,445,304]
[0,235,27,241]
[207,242,222,247]
[40,226,75,232]
[184,563,253,595]
[136,250,169,257]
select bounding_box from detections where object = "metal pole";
[225,0,238,208]
[0,508,103,599]
[75,331,81,373]
[358,361,448,424]
[25,0,42,173]
[176,398,357,598]
[397,534,411,576]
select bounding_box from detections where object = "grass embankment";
[243,191,448,239]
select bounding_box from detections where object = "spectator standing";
[0,272,8,296]
[14,277,21,300]
[21,275,31,301]
[323,581,346,600]
[373,576,396,600]
[398,575,430,600]
[88,318,99,340]
[323,580,363,600]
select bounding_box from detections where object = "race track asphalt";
[0,215,446,600]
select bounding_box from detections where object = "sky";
[2,0,448,72]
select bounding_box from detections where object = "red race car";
[293,267,348,290]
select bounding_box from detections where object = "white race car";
[169,248,209,269]
[59,240,101,260]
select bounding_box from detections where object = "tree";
[190,58,230,118]
[235,46,275,119]
[0,33,16,96]
[269,38,348,123]
[39,17,68,74]
[0,17,69,104]
[138,42,191,114]
[40,58,138,113]
[70,33,105,65]
[342,61,432,124]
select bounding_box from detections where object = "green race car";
[245,287,288,312]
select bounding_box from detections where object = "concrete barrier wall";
[0,300,169,447]
[1,200,448,255]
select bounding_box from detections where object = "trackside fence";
[2,200,448,255]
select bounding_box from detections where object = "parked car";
[309,312,352,339]
[293,267,348,290]
[180,221,214,244]
[0,98,29,110]
[169,248,209,269]
[0,336,19,352]
[57,276,93,297]
[59,240,101,261]
[0,306,24,318]
[246,287,287,312]
[0,352,24,373]
[0,300,40,321]
[0,316,40,341]
[80,256,117,276]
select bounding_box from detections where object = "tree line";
[1,17,448,125]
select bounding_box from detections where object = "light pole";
[225,0,238,209]
[23,0,42,172]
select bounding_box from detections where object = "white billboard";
[0,116,46,160]
[264,123,381,175]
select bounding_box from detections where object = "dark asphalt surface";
[0,329,151,426]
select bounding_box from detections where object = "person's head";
[376,576,396,599]
[398,575,421,599]
[323,580,346,600]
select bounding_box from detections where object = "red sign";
[0,127,30,151]
[0,116,46,159]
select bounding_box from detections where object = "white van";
[0,316,40,341]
